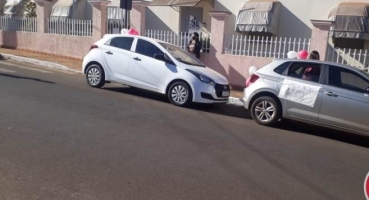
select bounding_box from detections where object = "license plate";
[222,91,230,97]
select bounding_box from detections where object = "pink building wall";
[309,20,334,61]
[200,53,272,88]
[130,1,150,35]
[0,31,93,59]
[199,12,274,88]
[0,0,106,60]
[200,13,331,88]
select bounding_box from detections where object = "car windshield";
[357,68,369,79]
[159,42,205,67]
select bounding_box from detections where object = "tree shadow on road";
[103,86,250,119]
[275,120,369,148]
[0,73,55,84]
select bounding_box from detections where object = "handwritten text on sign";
[278,79,321,107]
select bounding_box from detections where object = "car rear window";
[274,61,291,75]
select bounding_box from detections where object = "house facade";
[0,0,368,88]
[146,0,369,48]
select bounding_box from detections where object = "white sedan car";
[82,34,230,106]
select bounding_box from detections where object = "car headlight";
[186,69,215,86]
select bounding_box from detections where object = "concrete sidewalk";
[0,48,244,100]
[0,48,82,71]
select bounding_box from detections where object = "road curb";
[227,97,244,106]
[1,53,83,74]
[0,53,244,106]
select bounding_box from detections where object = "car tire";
[168,81,192,107]
[250,96,281,126]
[86,64,105,88]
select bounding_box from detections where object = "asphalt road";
[0,60,368,200]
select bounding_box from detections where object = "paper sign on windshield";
[278,79,321,107]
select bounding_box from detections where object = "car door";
[129,39,170,91]
[278,62,324,121]
[319,65,369,133]
[100,36,134,81]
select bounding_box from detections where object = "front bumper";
[192,82,230,104]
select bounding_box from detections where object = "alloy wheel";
[171,85,188,105]
[255,100,276,122]
[87,67,101,86]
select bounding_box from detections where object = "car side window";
[135,39,164,58]
[328,65,369,93]
[107,37,134,51]
[287,62,322,83]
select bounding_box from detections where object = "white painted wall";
[145,6,180,33]
[143,0,369,39]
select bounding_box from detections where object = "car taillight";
[246,74,259,88]
[90,44,98,51]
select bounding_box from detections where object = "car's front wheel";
[250,96,281,126]
[168,81,192,107]
[86,64,105,88]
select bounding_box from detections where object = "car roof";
[273,58,368,75]
[101,34,170,45]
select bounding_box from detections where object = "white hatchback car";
[82,34,230,106]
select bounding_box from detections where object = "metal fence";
[0,16,37,32]
[106,6,127,34]
[47,18,92,36]
[326,46,369,72]
[145,29,210,53]
[224,35,311,58]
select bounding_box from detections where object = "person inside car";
[309,51,320,60]
[302,66,320,82]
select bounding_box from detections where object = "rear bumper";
[243,88,252,109]
[82,54,90,74]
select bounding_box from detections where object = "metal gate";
[106,6,128,34]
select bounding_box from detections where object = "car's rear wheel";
[86,64,105,88]
[168,81,192,107]
[250,96,281,126]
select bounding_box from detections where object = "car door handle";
[105,51,113,55]
[133,57,141,61]
[324,92,338,97]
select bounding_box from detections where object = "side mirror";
[164,53,172,62]
[154,54,166,62]
[366,86,369,93]
[154,54,175,65]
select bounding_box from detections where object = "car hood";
[182,64,229,85]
